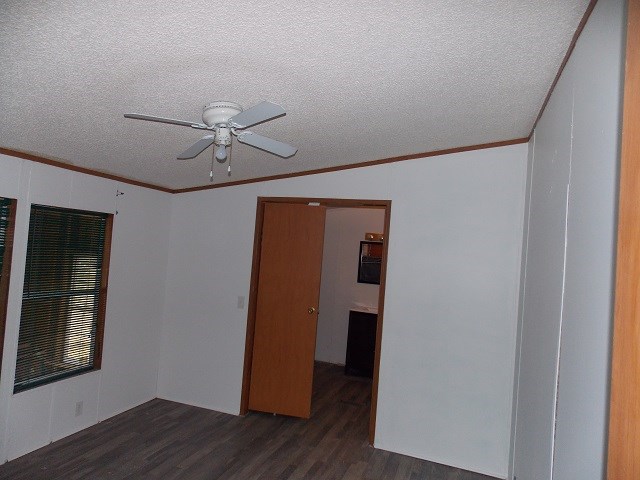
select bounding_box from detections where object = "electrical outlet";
[75,401,83,417]
[237,296,245,309]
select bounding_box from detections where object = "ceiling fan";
[124,101,297,180]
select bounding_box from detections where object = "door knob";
[308,307,316,314]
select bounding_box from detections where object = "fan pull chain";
[227,145,232,176]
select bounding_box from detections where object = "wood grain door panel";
[248,202,326,418]
[608,0,640,477]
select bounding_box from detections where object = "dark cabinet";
[344,310,377,378]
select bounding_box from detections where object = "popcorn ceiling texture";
[0,1,590,189]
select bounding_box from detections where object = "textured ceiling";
[0,1,591,190]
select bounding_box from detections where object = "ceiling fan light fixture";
[215,144,227,162]
[124,100,297,180]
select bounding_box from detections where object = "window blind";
[0,197,13,283]
[15,205,110,392]
[0,198,16,377]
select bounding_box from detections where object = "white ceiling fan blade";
[236,131,297,158]
[177,135,216,160]
[124,113,207,129]
[228,101,286,129]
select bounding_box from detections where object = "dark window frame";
[0,198,17,379]
[14,204,113,393]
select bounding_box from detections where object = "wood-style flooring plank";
[0,363,498,480]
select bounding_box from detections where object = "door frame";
[607,0,640,477]
[240,196,392,444]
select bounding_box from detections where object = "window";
[14,205,112,392]
[0,197,17,377]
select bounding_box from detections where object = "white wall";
[0,154,171,462]
[315,207,384,365]
[158,143,527,478]
[512,0,624,478]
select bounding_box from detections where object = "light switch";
[237,296,245,309]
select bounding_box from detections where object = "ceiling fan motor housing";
[202,101,243,127]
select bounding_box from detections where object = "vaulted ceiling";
[0,1,592,190]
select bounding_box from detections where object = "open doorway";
[315,206,384,420]
[239,197,391,444]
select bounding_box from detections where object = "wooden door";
[248,202,326,418]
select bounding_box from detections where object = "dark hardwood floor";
[0,363,497,479]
